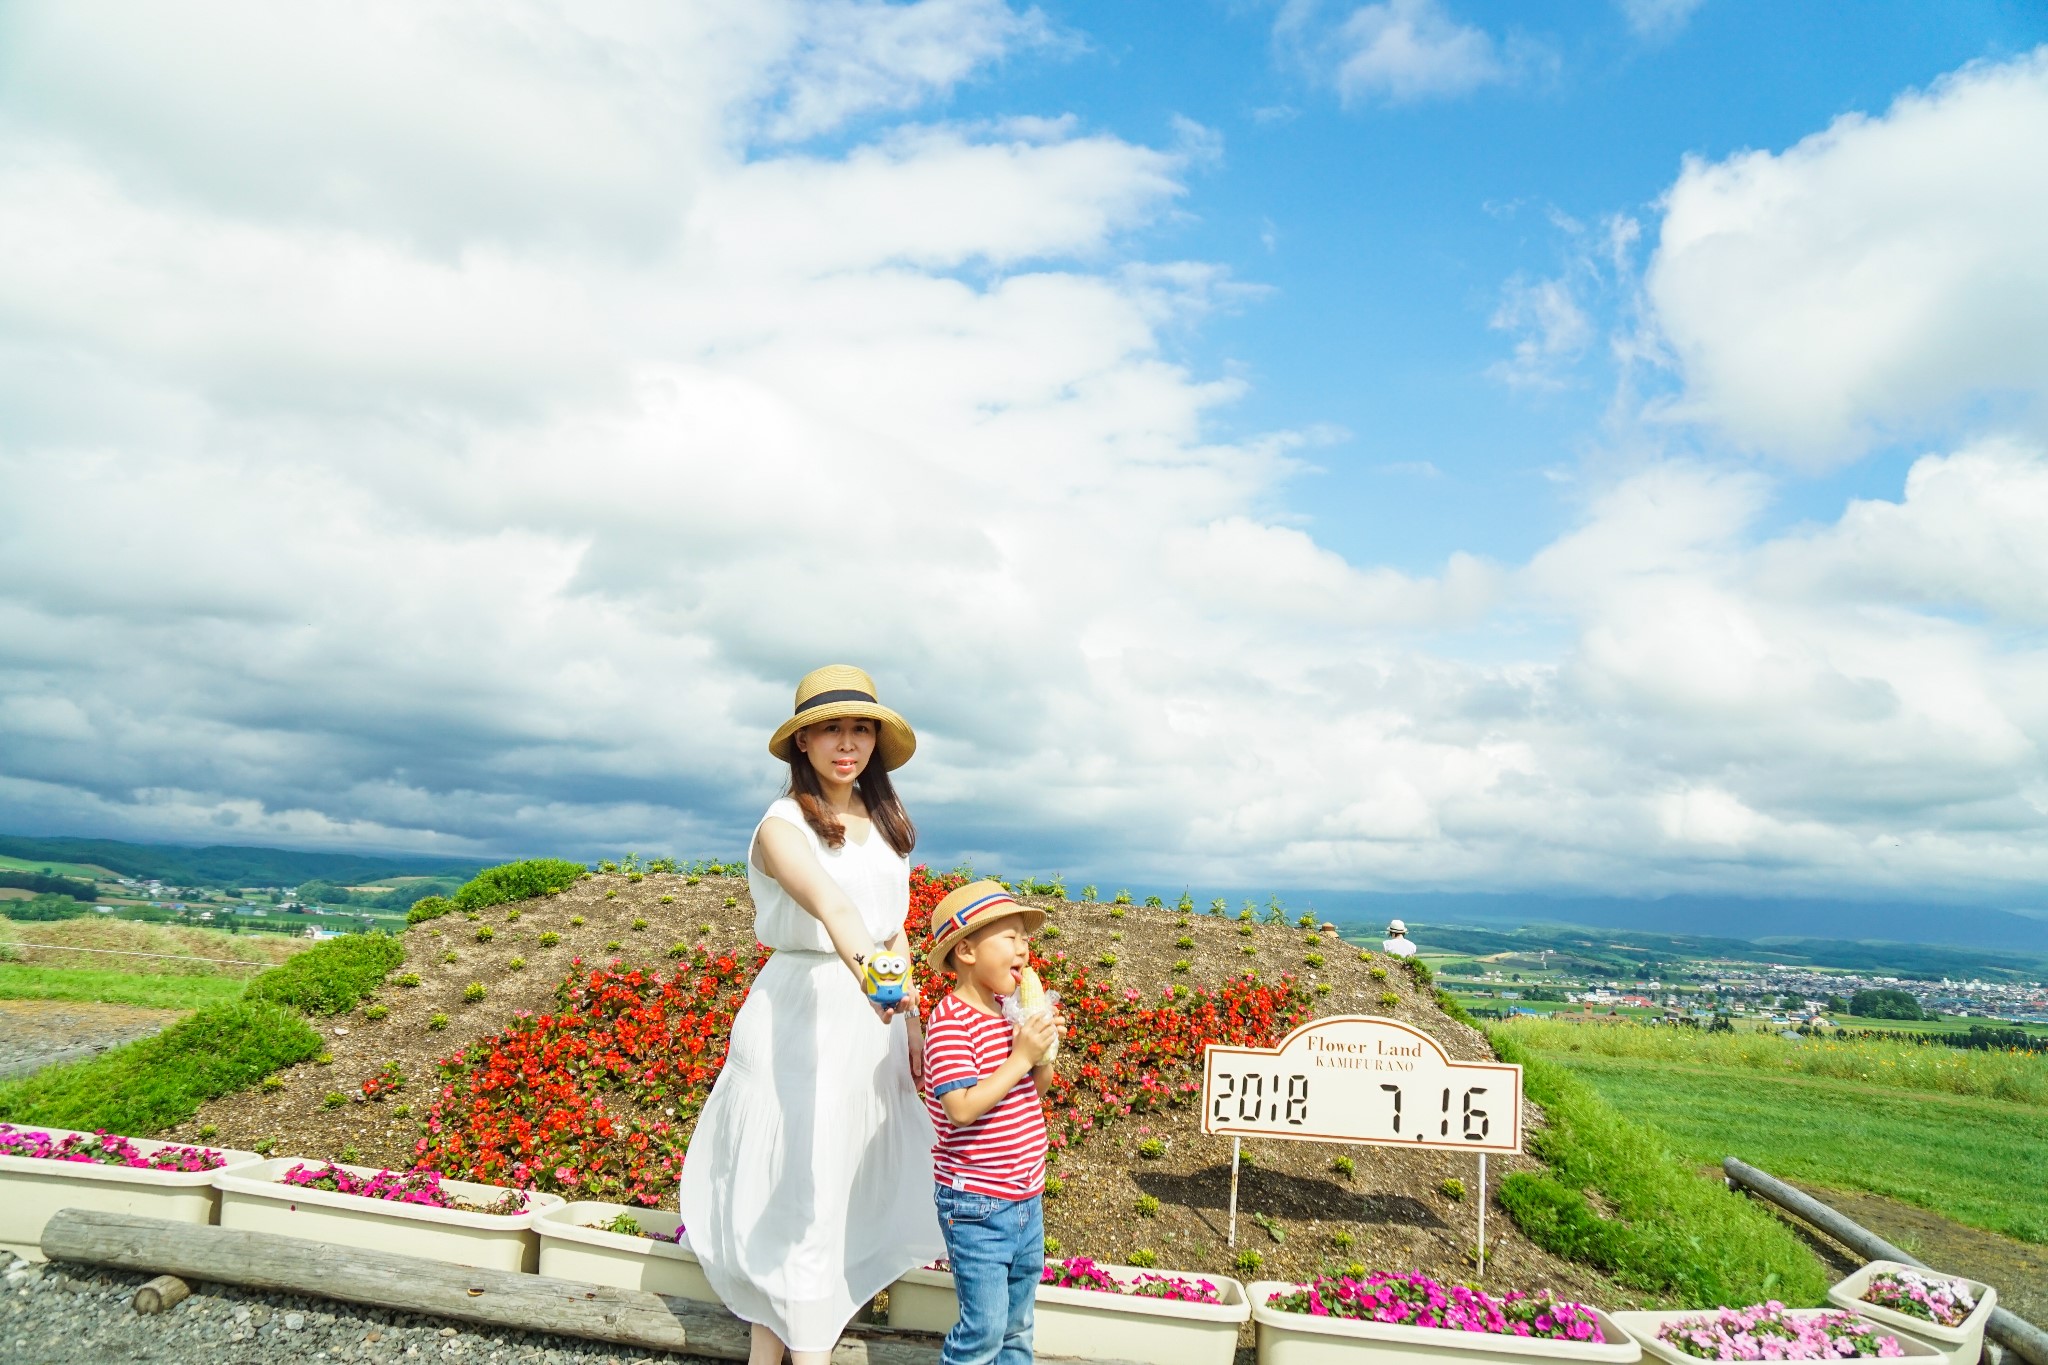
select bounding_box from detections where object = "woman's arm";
[754,817,896,1016]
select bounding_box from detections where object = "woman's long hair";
[787,750,917,857]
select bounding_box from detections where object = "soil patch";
[0,998,186,1081]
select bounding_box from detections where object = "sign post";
[1201,1015,1522,1269]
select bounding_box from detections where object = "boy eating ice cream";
[922,880,1065,1365]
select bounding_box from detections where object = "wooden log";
[1724,1158,2048,1365]
[131,1273,189,1314]
[41,1209,1141,1365]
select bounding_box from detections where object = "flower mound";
[417,949,761,1205]
[1265,1272,1602,1341]
[281,1162,528,1216]
[0,1123,224,1173]
[1040,1257,1224,1304]
[1656,1303,1903,1360]
[1861,1269,1977,1328]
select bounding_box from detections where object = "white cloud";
[1644,48,2048,465]
[0,5,2042,903]
[1488,274,1592,390]
[1331,0,1504,103]
[1615,0,1705,41]
[1273,0,1548,106]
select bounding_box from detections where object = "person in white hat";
[1381,918,1418,959]
[679,665,942,1365]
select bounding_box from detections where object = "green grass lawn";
[0,853,112,881]
[1551,1053,2048,1246]
[0,963,252,1010]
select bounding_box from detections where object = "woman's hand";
[907,1017,925,1088]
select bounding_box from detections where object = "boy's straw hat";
[927,880,1046,970]
[768,665,917,771]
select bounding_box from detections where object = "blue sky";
[0,0,2044,910]
[923,0,2048,572]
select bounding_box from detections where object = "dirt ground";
[175,873,1638,1307]
[0,998,185,1081]
[1783,1183,2048,1328]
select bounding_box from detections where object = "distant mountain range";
[1303,891,2048,955]
[0,834,489,889]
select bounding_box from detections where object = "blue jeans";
[933,1183,1043,1365]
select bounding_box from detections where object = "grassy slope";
[1551,1053,2048,1245]
[1487,1030,1831,1307]
[0,963,249,1010]
[1499,1017,2048,1104]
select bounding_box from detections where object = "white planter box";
[1612,1308,1946,1365]
[213,1159,562,1273]
[889,1261,1249,1365]
[1826,1261,1997,1365]
[0,1124,262,1261]
[534,1201,715,1302]
[1251,1283,1640,1365]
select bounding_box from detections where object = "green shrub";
[474,925,495,943]
[570,916,585,926]
[1080,885,1098,901]
[1175,936,1195,949]
[1135,1194,1159,1217]
[1298,914,1317,928]
[243,934,404,1016]
[1137,1137,1164,1158]
[660,895,674,904]
[1113,889,1133,905]
[1128,1248,1158,1267]
[1098,953,1117,968]
[1489,1030,1828,1306]
[364,1003,389,1020]
[631,919,648,931]
[1142,895,1163,909]
[1233,1249,1262,1273]
[427,1012,449,1031]
[504,908,521,922]
[1331,1155,1354,1177]
[1331,1229,1354,1250]
[605,940,622,951]
[452,858,586,913]
[395,973,421,988]
[322,1091,347,1110]
[1172,959,1191,974]
[1108,906,1126,919]
[1378,991,1399,1007]
[0,1001,321,1134]
[1305,953,1325,967]
[405,895,456,925]
[508,957,526,971]
[1440,1177,1465,1201]
[1370,966,1388,980]
[1043,1236,1061,1257]
[462,982,487,1003]
[1315,982,1332,995]
[538,931,560,948]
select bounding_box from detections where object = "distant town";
[1446,959,2048,1028]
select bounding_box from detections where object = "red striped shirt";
[923,992,1046,1200]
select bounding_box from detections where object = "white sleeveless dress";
[678,798,942,1351]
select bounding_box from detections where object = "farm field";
[1500,1020,2048,1246]
[0,964,249,1010]
[0,853,112,881]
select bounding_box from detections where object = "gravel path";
[0,1251,718,1364]
[0,1000,183,1081]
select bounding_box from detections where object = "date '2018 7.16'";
[1207,1072,1493,1142]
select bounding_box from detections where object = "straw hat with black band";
[768,665,917,771]
[927,879,1046,971]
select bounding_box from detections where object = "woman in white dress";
[680,665,943,1365]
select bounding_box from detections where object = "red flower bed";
[416,948,761,1205]
[905,866,1312,1147]
[418,868,1310,1201]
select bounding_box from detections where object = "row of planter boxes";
[0,1125,1997,1365]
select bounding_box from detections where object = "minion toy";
[861,952,909,1008]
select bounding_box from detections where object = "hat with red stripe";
[927,879,1047,970]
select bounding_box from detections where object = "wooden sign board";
[1201,1014,1522,1154]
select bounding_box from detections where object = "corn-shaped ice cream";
[1012,965,1058,1063]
